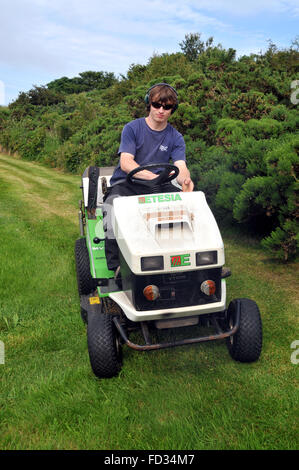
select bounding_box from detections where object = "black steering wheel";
[126,163,179,189]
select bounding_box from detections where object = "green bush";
[54,142,90,173]
[245,118,284,139]
[261,220,299,261]
[0,39,298,261]
[232,134,299,260]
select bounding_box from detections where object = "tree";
[47,71,118,95]
[78,71,117,91]
[10,86,65,107]
[179,33,208,61]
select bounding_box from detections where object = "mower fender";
[80,293,103,319]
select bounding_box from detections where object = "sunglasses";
[151,101,173,111]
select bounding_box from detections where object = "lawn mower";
[75,164,262,378]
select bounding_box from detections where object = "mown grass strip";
[0,154,298,450]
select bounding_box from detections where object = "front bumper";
[113,305,239,352]
[109,280,226,322]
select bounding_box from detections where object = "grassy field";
[0,153,298,450]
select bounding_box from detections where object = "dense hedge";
[0,39,298,261]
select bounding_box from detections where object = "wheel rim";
[228,315,234,345]
[115,332,121,359]
[113,324,123,365]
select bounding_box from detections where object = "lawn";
[0,153,298,450]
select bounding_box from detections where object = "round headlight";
[200,280,216,296]
[143,285,160,301]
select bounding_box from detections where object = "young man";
[103,83,194,273]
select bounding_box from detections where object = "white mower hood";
[113,191,225,274]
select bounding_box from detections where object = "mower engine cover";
[113,191,225,275]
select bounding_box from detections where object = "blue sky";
[0,0,298,105]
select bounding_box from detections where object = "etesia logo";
[138,194,182,204]
[171,253,191,267]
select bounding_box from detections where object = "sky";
[0,0,298,105]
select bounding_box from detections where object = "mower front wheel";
[226,298,262,363]
[87,311,122,379]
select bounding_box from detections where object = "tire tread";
[75,238,97,295]
[87,312,122,378]
[227,298,262,363]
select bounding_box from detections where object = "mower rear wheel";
[87,311,122,378]
[75,237,97,296]
[226,298,262,363]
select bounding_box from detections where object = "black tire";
[80,308,88,325]
[75,238,97,295]
[226,298,262,363]
[87,311,122,378]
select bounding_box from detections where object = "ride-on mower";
[75,164,262,379]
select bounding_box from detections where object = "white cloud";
[0,0,231,79]
[0,0,298,103]
[2,0,297,77]
[182,0,299,16]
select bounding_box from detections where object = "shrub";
[0,40,298,261]
[245,118,283,139]
[261,221,299,261]
[232,134,299,260]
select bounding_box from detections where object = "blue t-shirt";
[110,118,186,185]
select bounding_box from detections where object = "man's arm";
[120,153,157,180]
[174,160,194,192]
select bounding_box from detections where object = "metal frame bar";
[113,307,240,352]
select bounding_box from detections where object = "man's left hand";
[182,178,194,192]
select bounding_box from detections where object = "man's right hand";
[120,153,158,180]
[134,170,158,180]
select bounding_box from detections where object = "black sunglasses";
[151,101,173,111]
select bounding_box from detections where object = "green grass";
[0,153,298,450]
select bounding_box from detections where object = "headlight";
[196,251,217,266]
[141,256,164,271]
[143,285,160,301]
[200,280,216,296]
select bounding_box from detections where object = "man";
[103,83,194,274]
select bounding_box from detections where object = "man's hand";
[120,153,157,180]
[174,160,194,192]
[182,177,194,192]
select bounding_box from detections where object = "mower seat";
[82,166,115,209]
[81,165,181,210]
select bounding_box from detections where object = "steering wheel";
[126,163,179,189]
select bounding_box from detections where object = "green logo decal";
[171,254,191,267]
[138,194,182,204]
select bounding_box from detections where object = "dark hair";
[146,84,178,112]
